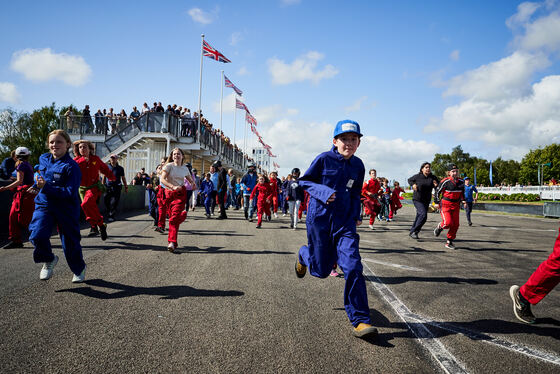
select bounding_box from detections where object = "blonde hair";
[46,129,72,150]
[166,147,185,165]
[73,140,95,157]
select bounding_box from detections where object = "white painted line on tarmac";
[362,262,469,374]
[416,317,560,367]
[364,262,560,368]
[362,258,424,272]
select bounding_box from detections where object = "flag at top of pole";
[203,40,231,63]
[225,75,243,96]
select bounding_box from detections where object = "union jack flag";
[224,75,242,96]
[246,113,257,126]
[236,99,249,113]
[203,40,231,63]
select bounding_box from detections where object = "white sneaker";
[368,224,374,229]
[40,255,59,280]
[274,213,278,218]
[167,242,176,253]
[72,265,86,283]
[282,214,287,217]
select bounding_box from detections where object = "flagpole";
[220,70,224,131]
[197,34,204,143]
[233,98,237,147]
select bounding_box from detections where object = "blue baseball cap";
[333,120,362,138]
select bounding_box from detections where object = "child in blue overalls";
[28,129,86,283]
[295,120,377,339]
[200,173,214,219]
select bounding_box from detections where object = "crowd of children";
[2,120,557,341]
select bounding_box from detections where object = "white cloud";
[506,2,541,29]
[516,8,560,52]
[10,48,91,86]
[257,117,439,182]
[212,92,237,114]
[230,32,243,46]
[444,51,549,100]
[429,3,560,161]
[345,96,368,112]
[237,66,249,76]
[267,51,339,85]
[188,7,214,24]
[449,49,460,61]
[0,82,20,104]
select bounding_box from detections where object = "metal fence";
[478,186,560,200]
[59,113,250,172]
[60,113,198,140]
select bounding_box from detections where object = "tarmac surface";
[0,205,559,373]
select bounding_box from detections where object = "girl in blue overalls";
[28,129,86,283]
[294,120,377,339]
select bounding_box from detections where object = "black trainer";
[509,285,536,324]
[445,240,455,249]
[2,241,23,249]
[409,232,419,240]
[99,223,108,241]
[87,226,99,237]
[434,224,443,237]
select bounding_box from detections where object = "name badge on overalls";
[346,179,354,188]
[53,172,62,182]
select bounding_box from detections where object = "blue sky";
[1,0,560,182]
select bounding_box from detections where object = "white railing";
[477,186,560,200]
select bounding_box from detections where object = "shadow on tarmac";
[182,246,293,255]
[360,310,560,347]
[56,278,244,300]
[366,275,498,285]
[180,230,252,237]
[360,247,446,254]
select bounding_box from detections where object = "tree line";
[430,145,560,186]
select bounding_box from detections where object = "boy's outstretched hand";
[327,193,336,204]
[356,220,362,226]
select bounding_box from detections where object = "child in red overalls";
[389,181,405,220]
[250,174,272,228]
[269,171,280,219]
[361,169,381,229]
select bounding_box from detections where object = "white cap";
[15,146,30,156]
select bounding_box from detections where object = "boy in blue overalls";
[295,120,377,339]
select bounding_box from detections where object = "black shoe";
[434,224,443,237]
[244,212,248,219]
[206,214,211,219]
[445,240,455,249]
[99,224,108,241]
[468,221,473,226]
[509,285,536,324]
[256,224,261,228]
[295,258,307,278]
[409,232,419,240]
[87,226,99,237]
[155,226,165,233]
[2,241,23,249]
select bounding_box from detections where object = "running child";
[389,181,405,220]
[286,168,304,230]
[28,129,86,282]
[160,148,195,252]
[362,169,381,230]
[379,178,391,222]
[0,147,35,249]
[73,140,116,241]
[269,171,280,219]
[155,158,168,233]
[433,164,467,250]
[250,174,272,228]
[295,119,377,339]
[200,173,214,219]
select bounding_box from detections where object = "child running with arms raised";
[294,120,377,339]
